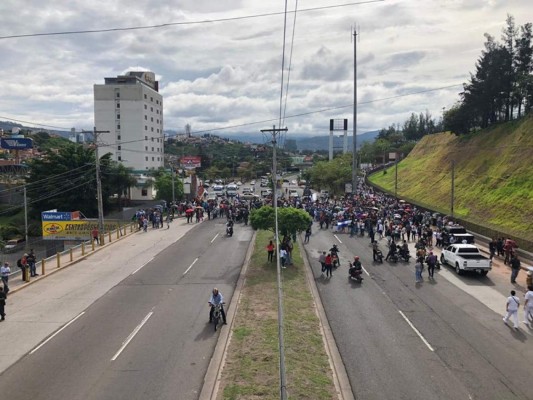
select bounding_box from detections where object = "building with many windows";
[94,71,164,200]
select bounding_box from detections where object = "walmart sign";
[0,138,33,150]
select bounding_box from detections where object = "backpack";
[17,258,22,269]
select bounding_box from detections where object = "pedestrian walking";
[1,262,10,294]
[524,285,533,328]
[0,286,6,321]
[510,255,521,284]
[325,253,333,278]
[304,226,311,244]
[415,258,423,283]
[280,248,287,268]
[426,251,437,279]
[489,239,497,261]
[503,290,520,329]
[92,227,99,244]
[266,241,275,262]
[319,251,326,276]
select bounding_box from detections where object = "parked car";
[440,244,491,276]
[4,238,25,253]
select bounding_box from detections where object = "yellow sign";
[42,220,120,240]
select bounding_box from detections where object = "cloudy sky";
[0,0,531,139]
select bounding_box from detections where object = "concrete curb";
[299,235,355,400]
[199,230,257,400]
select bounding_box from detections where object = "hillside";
[368,115,533,243]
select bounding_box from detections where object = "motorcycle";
[348,262,363,283]
[226,222,234,237]
[330,245,340,268]
[399,249,411,262]
[374,249,384,263]
[211,303,225,332]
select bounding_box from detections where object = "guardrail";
[12,222,136,283]
[365,169,533,255]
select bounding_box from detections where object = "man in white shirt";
[524,285,533,328]
[1,262,10,295]
[280,248,287,268]
[503,290,520,329]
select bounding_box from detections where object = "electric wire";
[0,1,385,40]
[281,0,299,144]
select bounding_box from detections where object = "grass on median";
[218,230,337,400]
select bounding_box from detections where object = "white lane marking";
[131,257,154,275]
[183,257,199,276]
[334,235,342,244]
[111,311,154,361]
[211,233,219,243]
[30,312,86,355]
[398,310,434,352]
[361,265,370,276]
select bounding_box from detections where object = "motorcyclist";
[372,240,382,261]
[349,256,363,280]
[399,240,410,259]
[208,287,227,325]
[226,219,234,235]
[330,244,340,267]
[385,241,397,261]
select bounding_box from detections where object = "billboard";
[180,156,201,169]
[42,220,120,240]
[1,137,33,150]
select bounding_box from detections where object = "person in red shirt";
[325,253,333,278]
[92,227,99,244]
[266,241,275,262]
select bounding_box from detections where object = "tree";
[250,206,311,237]
[514,22,533,116]
[102,162,137,206]
[152,169,184,202]
[26,144,111,218]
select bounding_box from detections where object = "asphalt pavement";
[302,223,533,400]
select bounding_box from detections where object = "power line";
[0,1,385,40]
[1,83,464,145]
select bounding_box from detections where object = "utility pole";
[90,127,110,234]
[352,28,358,196]
[260,125,288,400]
[451,159,455,219]
[24,186,28,245]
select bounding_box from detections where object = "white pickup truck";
[440,244,492,276]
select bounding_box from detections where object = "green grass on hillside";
[369,116,533,242]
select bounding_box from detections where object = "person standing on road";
[510,255,521,284]
[304,226,311,244]
[319,251,326,275]
[0,286,6,321]
[27,249,37,277]
[266,240,275,262]
[415,257,423,283]
[1,262,10,294]
[92,227,99,244]
[524,285,533,328]
[426,251,437,279]
[489,239,497,261]
[324,252,333,278]
[503,290,520,329]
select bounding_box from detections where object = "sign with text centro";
[180,156,201,169]
[1,137,33,150]
[42,220,120,240]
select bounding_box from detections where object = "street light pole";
[260,125,288,400]
[352,28,358,195]
[89,127,110,234]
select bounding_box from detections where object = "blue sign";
[0,138,33,150]
[41,212,73,221]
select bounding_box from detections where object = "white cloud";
[0,0,531,137]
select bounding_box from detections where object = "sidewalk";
[0,217,200,373]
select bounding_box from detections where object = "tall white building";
[94,71,164,199]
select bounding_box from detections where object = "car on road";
[290,180,297,185]
[440,244,492,276]
[441,225,475,247]
[289,189,299,198]
[3,238,25,253]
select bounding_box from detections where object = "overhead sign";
[1,137,33,150]
[42,220,120,240]
[180,156,201,169]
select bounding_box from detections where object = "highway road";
[0,219,253,400]
[303,225,533,400]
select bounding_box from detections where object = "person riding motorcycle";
[226,219,234,236]
[372,240,383,262]
[349,256,363,280]
[385,241,397,261]
[399,240,410,259]
[208,287,227,325]
[330,244,340,267]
